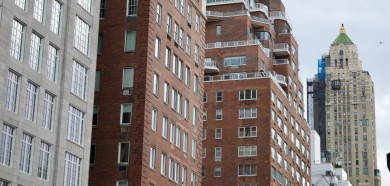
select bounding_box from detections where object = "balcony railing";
[205,40,269,58]
[249,3,269,16]
[204,59,220,73]
[207,0,247,4]
[269,11,292,28]
[206,10,248,17]
[273,43,290,56]
[250,16,270,24]
[273,59,290,65]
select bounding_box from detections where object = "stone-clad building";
[0,0,100,185]
[88,0,206,185]
[202,0,311,185]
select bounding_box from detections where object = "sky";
[283,0,390,185]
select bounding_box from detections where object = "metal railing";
[250,3,269,16]
[274,43,290,51]
[204,59,218,67]
[270,11,292,27]
[250,15,270,24]
[206,10,248,17]
[273,59,290,65]
[207,0,247,4]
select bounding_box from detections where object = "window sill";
[120,124,131,127]
[117,163,129,166]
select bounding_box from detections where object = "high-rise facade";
[88,0,206,186]
[202,0,311,185]
[0,0,100,185]
[315,25,380,186]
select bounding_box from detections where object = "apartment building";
[0,0,100,185]
[202,0,311,185]
[319,25,380,186]
[88,0,206,185]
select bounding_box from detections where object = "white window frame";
[161,153,166,175]
[156,3,162,25]
[186,35,191,55]
[238,145,257,157]
[216,109,222,120]
[155,37,161,59]
[193,74,198,94]
[215,147,222,161]
[185,66,190,86]
[239,89,257,100]
[50,0,62,35]
[151,108,157,131]
[46,45,58,81]
[183,132,188,153]
[120,103,132,125]
[164,82,169,104]
[19,133,34,173]
[149,146,155,169]
[77,0,92,13]
[42,92,55,130]
[64,152,81,186]
[162,116,168,139]
[71,60,88,100]
[168,158,174,180]
[153,73,159,95]
[25,82,38,121]
[175,126,181,148]
[10,19,25,60]
[239,108,257,119]
[67,106,85,145]
[126,0,138,16]
[0,124,15,167]
[238,165,257,176]
[238,126,257,138]
[118,142,130,164]
[195,14,200,32]
[191,138,196,159]
[37,141,51,180]
[215,128,222,139]
[5,71,20,112]
[74,16,91,55]
[29,33,42,71]
[170,122,175,144]
[33,0,46,23]
[184,99,189,120]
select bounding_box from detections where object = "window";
[193,107,197,129]
[125,30,136,51]
[202,148,206,158]
[191,171,196,186]
[216,25,221,35]
[164,82,169,104]
[203,92,207,103]
[174,22,179,42]
[224,56,246,66]
[150,146,156,169]
[100,0,106,18]
[5,71,20,112]
[364,168,368,175]
[215,147,222,161]
[203,111,207,121]
[172,54,177,73]
[153,73,159,95]
[179,28,184,48]
[185,66,190,86]
[71,60,88,99]
[155,37,161,59]
[182,166,187,184]
[42,92,55,130]
[33,0,46,23]
[176,126,181,147]
[238,127,257,138]
[239,89,257,100]
[117,181,128,186]
[77,0,92,12]
[118,142,130,164]
[122,68,134,90]
[15,0,27,10]
[170,123,175,144]
[171,88,177,110]
[179,59,184,80]
[184,99,189,120]
[195,44,199,64]
[47,45,58,81]
[156,3,162,25]
[186,35,191,55]
[175,161,180,183]
[162,116,168,138]
[214,166,221,177]
[50,0,62,35]
[165,15,172,36]
[191,138,196,159]
[239,108,257,119]
[183,132,188,153]
[180,0,185,15]
[37,142,50,180]
[177,93,182,115]
[238,165,257,176]
[0,125,15,166]
[19,135,34,173]
[10,19,25,60]
[29,33,42,71]
[216,110,222,120]
[25,82,38,121]
[74,16,91,55]
[215,128,222,139]
[151,109,157,131]
[127,0,138,16]
[187,4,192,24]
[161,153,166,175]
[68,106,85,145]
[64,153,81,186]
[120,104,132,125]
[195,14,200,32]
[168,158,174,180]
[238,146,257,157]
[90,144,96,166]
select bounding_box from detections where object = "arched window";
[339,50,344,56]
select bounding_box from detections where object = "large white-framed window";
[168,158,174,180]
[203,111,207,121]
[171,88,177,110]
[19,133,34,174]
[0,125,15,166]
[175,126,181,148]
[151,108,157,131]
[191,138,196,159]
[122,67,134,89]
[238,145,257,157]
[15,0,27,10]
[42,92,55,130]
[185,66,190,86]
[156,3,161,25]
[195,44,199,64]
[182,166,187,185]
[162,116,168,139]
[160,153,166,176]
[239,89,257,100]
[164,82,169,104]
[215,147,222,161]
[172,54,178,75]
[191,171,196,186]
[165,47,171,69]
[5,71,20,112]
[177,93,182,115]
[180,0,185,15]
[127,0,138,16]
[125,30,136,51]
[64,152,81,186]
[224,56,246,66]
[67,106,85,145]
[216,109,222,120]
[179,28,184,48]
[167,14,172,35]
[50,0,62,35]
[238,165,257,176]
[216,91,223,102]
[186,35,191,55]
[192,107,197,130]
[46,45,58,81]
[77,0,92,13]
[120,104,132,125]
[74,16,91,55]
[174,22,179,43]
[71,60,88,99]
[178,60,183,80]
[37,141,50,180]
[215,128,222,139]
[195,14,200,32]
[193,74,198,94]
[175,161,180,183]
[184,99,189,120]
[183,132,188,153]
[238,126,257,138]
[10,19,25,60]
[29,33,42,71]
[25,82,38,121]
[118,142,130,164]
[149,146,155,169]
[214,166,221,177]
[153,73,159,96]
[155,37,161,59]
[33,0,45,23]
[239,108,257,119]
[170,122,175,144]
[202,147,206,158]
[187,4,192,24]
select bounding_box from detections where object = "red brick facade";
[89,0,206,185]
[202,0,310,185]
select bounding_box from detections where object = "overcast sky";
[283,0,390,184]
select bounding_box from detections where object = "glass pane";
[98,34,103,53]
[95,70,100,91]
[123,68,134,88]
[125,30,136,51]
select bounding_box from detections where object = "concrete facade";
[0,0,100,185]
[311,130,321,165]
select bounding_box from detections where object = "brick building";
[202,0,311,185]
[89,0,206,186]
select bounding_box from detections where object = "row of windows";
[202,127,257,141]
[203,89,257,103]
[202,165,257,178]
[271,166,310,186]
[201,145,257,160]
[202,108,257,121]
[271,146,311,177]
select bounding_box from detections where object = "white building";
[311,163,352,186]
[311,130,321,164]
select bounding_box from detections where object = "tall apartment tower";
[0,0,100,185]
[88,0,206,186]
[202,0,311,185]
[319,25,380,186]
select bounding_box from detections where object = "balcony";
[204,59,219,73]
[205,40,269,58]
[269,11,292,28]
[206,10,248,20]
[275,74,287,87]
[273,59,290,65]
[249,3,269,16]
[273,43,290,56]
[250,15,271,24]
